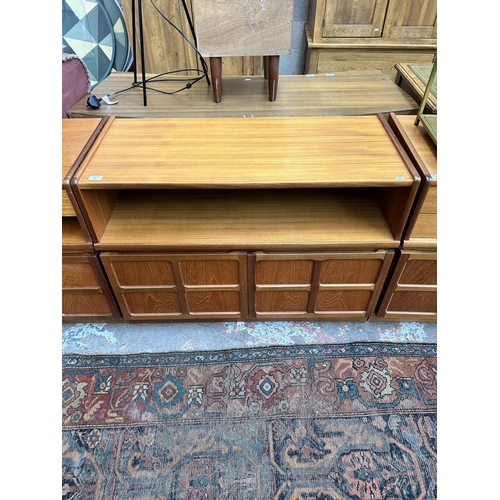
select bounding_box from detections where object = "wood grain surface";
[191,0,294,56]
[67,70,418,118]
[76,115,412,189]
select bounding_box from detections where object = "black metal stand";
[130,0,210,106]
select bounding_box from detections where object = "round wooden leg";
[268,55,279,101]
[210,57,223,103]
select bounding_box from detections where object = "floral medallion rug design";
[62,342,437,499]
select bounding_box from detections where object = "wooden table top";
[390,114,437,179]
[395,63,437,112]
[68,69,419,119]
[62,118,104,183]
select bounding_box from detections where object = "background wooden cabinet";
[384,0,437,40]
[320,0,389,38]
[306,0,437,79]
[309,0,437,43]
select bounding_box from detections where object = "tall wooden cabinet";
[71,114,422,322]
[306,0,437,80]
[62,118,121,322]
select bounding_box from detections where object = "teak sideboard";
[63,113,437,323]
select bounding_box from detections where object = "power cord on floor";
[87,0,210,108]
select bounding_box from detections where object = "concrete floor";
[62,320,437,354]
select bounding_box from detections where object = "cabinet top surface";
[62,118,103,183]
[75,116,414,188]
[392,114,437,180]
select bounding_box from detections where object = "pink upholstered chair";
[62,53,91,118]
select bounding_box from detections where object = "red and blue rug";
[62,342,437,499]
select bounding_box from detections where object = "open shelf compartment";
[72,115,420,251]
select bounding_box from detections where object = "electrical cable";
[88,0,210,106]
[149,0,209,79]
[139,0,210,93]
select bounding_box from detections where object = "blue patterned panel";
[62,0,116,88]
[101,0,133,71]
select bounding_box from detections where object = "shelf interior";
[62,217,93,251]
[95,188,399,250]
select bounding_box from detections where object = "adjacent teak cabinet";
[71,114,421,322]
[62,118,121,322]
[374,113,437,321]
[306,0,437,80]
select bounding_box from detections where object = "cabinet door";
[62,254,121,321]
[100,252,248,321]
[383,0,437,40]
[251,251,393,320]
[323,0,389,38]
[375,250,437,320]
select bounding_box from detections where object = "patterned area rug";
[62,342,437,499]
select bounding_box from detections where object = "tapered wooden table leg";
[263,56,269,80]
[210,57,223,103]
[268,55,279,101]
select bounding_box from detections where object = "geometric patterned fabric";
[62,0,132,88]
[101,0,133,73]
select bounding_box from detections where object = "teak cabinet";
[375,113,437,321]
[306,0,437,80]
[62,118,121,322]
[70,114,422,322]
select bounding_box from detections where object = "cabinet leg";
[268,55,279,101]
[210,57,223,103]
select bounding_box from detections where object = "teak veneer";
[68,114,423,321]
[67,70,419,119]
[374,113,437,321]
[72,115,419,252]
[62,117,121,322]
[62,117,106,252]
